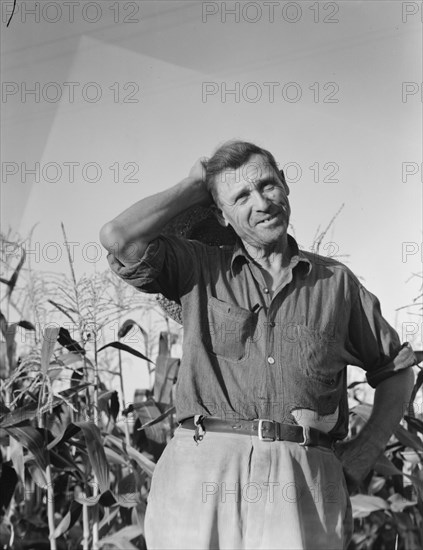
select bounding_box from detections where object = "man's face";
[213,154,291,248]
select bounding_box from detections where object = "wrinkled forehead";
[215,154,277,194]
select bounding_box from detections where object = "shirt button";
[269,321,275,328]
[263,287,269,294]
[267,356,275,365]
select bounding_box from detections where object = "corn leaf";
[9,437,24,482]
[48,299,76,323]
[0,403,41,428]
[5,425,48,470]
[137,406,175,431]
[98,390,119,422]
[4,246,26,299]
[118,319,147,340]
[0,383,91,428]
[410,369,423,405]
[17,320,36,331]
[58,327,85,355]
[374,454,404,477]
[105,434,155,477]
[74,492,101,506]
[115,472,140,508]
[56,352,84,367]
[388,493,418,512]
[98,507,120,539]
[73,422,110,493]
[131,501,147,531]
[26,459,48,488]
[53,501,82,537]
[41,327,60,375]
[0,463,18,510]
[3,322,17,372]
[98,342,153,364]
[98,525,143,549]
[0,311,7,337]
[394,425,423,452]
[104,446,127,466]
[46,421,109,490]
[47,423,81,450]
[154,357,179,406]
[350,494,389,518]
[374,454,423,489]
[350,403,372,422]
[75,490,116,508]
[404,415,423,435]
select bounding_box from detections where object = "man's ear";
[279,168,290,196]
[210,203,228,227]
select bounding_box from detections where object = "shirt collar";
[230,234,312,277]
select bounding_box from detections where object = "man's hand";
[333,437,382,491]
[188,157,212,206]
[188,157,208,182]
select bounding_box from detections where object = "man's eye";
[236,194,248,203]
[263,183,275,190]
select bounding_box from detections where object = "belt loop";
[275,421,280,440]
[193,415,206,445]
[299,425,311,446]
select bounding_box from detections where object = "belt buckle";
[299,425,311,446]
[258,419,276,441]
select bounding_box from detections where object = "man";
[100,141,415,550]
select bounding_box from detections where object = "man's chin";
[256,221,287,239]
[243,228,287,248]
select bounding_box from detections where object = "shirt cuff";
[106,239,163,292]
[366,342,417,388]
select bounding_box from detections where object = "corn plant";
[0,230,180,549]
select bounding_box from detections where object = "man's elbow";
[99,221,123,254]
[99,221,149,265]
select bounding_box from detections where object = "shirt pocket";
[205,297,255,363]
[296,325,340,388]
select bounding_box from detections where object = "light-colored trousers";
[145,426,353,550]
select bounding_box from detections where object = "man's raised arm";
[99,159,211,266]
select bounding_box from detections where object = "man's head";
[205,140,291,249]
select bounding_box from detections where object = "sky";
[1,1,422,392]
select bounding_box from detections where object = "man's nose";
[251,190,271,210]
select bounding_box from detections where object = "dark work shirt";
[107,234,416,439]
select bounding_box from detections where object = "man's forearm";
[100,173,210,265]
[336,367,415,484]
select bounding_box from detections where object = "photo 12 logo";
[2,161,140,184]
[2,82,140,104]
[2,1,141,25]
[202,81,340,104]
[202,2,340,24]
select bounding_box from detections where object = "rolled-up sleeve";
[347,282,416,388]
[107,235,200,301]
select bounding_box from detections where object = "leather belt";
[180,417,334,448]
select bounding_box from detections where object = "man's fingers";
[200,157,209,170]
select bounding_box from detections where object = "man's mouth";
[257,212,280,225]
